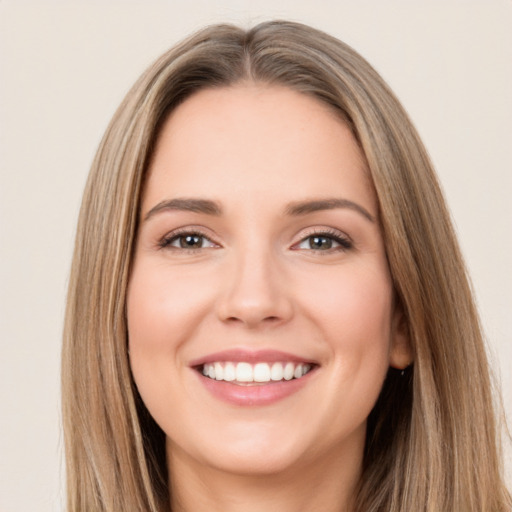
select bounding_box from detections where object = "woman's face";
[127,85,410,477]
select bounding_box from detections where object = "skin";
[127,84,411,512]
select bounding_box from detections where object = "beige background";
[0,1,510,510]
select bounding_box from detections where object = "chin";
[168,414,366,479]
[166,417,316,477]
[201,441,308,477]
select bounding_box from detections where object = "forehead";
[143,85,375,215]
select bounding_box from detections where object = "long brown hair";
[62,20,510,511]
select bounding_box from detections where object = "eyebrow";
[285,198,375,222]
[143,196,375,223]
[144,198,222,221]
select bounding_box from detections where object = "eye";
[293,231,352,252]
[159,231,218,250]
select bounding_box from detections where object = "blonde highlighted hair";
[62,20,510,511]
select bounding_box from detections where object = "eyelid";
[290,227,353,251]
[158,226,221,250]
[156,225,352,252]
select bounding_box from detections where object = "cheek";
[312,266,394,427]
[126,261,215,411]
[127,261,214,353]
[300,262,394,367]
[126,261,216,433]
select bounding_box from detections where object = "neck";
[166,438,363,512]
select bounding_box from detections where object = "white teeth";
[236,362,253,382]
[254,363,271,382]
[270,362,283,381]
[284,362,294,380]
[224,362,236,381]
[200,361,313,383]
[214,362,224,381]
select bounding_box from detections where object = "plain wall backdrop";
[0,1,510,510]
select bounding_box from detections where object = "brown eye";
[295,232,352,252]
[308,236,333,250]
[160,231,218,250]
[179,234,204,248]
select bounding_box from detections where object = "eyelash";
[157,228,353,253]
[158,228,218,252]
[292,228,353,253]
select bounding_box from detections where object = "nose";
[216,247,294,329]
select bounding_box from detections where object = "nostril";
[224,314,282,327]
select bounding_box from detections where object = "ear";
[389,303,413,369]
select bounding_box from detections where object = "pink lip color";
[189,349,317,407]
[195,369,314,406]
[189,348,315,367]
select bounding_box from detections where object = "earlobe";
[389,307,413,370]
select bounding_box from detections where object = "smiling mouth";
[199,361,315,385]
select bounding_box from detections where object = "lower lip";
[195,370,315,406]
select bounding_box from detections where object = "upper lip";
[189,348,318,367]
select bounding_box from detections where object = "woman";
[62,20,511,511]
